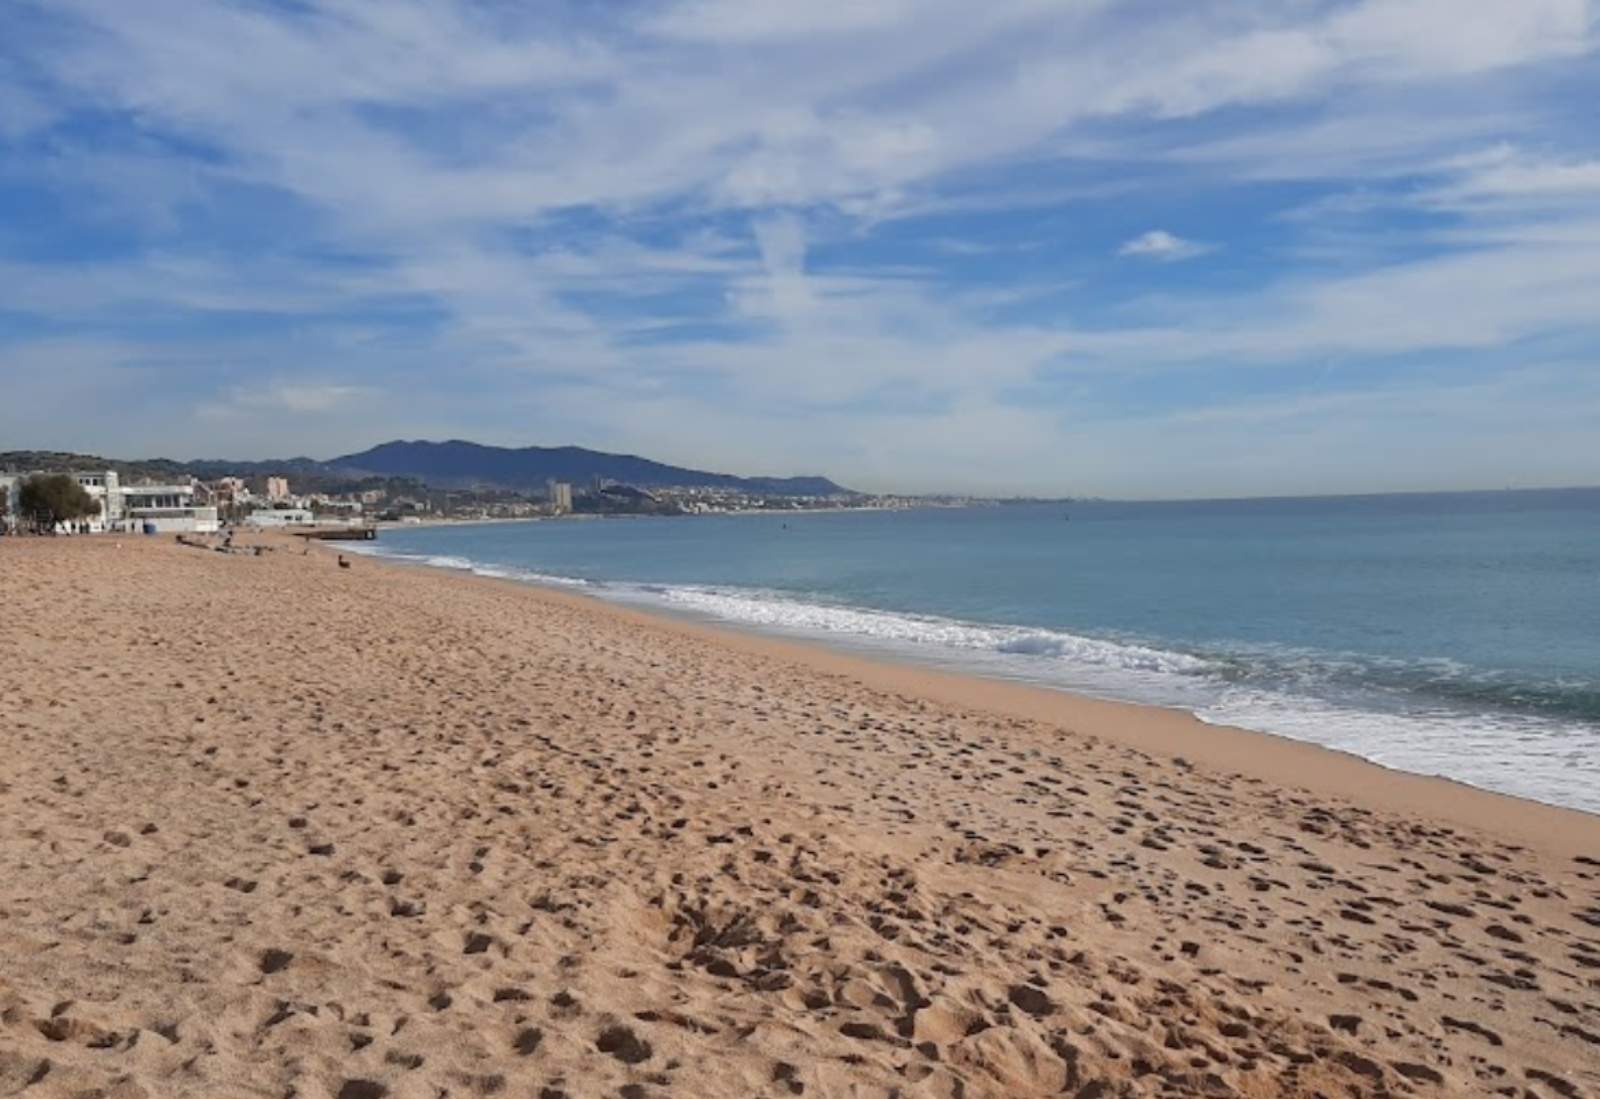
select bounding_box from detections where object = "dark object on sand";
[338,555,350,569]
[296,527,377,541]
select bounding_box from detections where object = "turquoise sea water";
[355,489,1600,814]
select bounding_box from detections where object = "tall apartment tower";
[546,479,573,513]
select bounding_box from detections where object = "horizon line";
[4,443,1598,507]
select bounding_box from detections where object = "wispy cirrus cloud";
[200,382,372,419]
[1426,145,1600,210]
[0,0,1597,495]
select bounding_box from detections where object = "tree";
[19,474,99,533]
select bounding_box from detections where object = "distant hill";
[2,441,851,497]
[328,440,849,496]
[0,450,331,480]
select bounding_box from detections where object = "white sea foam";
[469,564,592,587]
[342,544,592,588]
[422,554,476,570]
[1196,686,1600,815]
[636,584,1215,676]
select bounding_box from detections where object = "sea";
[350,489,1600,815]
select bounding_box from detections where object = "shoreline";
[348,535,1600,849]
[372,502,941,529]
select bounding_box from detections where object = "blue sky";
[2,0,1599,496]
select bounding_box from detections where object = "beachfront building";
[265,476,291,501]
[0,469,217,533]
[0,474,21,533]
[72,471,121,531]
[244,508,315,527]
[122,482,219,533]
[0,469,121,532]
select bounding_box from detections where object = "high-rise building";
[265,476,290,501]
[546,479,573,513]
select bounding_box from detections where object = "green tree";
[19,474,99,532]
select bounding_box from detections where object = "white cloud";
[1073,230,1600,365]
[25,0,1589,233]
[199,381,371,420]
[1117,230,1210,261]
[1155,104,1533,182]
[257,383,369,414]
[1326,0,1592,75]
[1427,144,1600,209]
[649,0,918,42]
[0,254,365,316]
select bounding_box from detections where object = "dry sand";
[1,534,1597,1099]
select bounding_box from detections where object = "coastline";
[538,582,1600,853]
[354,534,1600,846]
[372,501,936,530]
[3,534,1597,1098]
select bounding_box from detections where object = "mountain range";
[2,440,850,497]
[328,440,848,495]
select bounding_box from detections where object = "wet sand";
[2,534,1597,1098]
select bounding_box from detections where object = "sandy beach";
[2,535,1596,1099]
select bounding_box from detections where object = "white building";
[0,470,217,533]
[265,476,291,501]
[0,469,120,532]
[244,508,315,527]
[0,474,22,533]
[73,470,121,531]
[122,482,219,533]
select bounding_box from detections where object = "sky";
[2,0,1599,498]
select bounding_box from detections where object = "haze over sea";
[355,488,1600,814]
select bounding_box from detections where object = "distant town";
[0,451,983,536]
